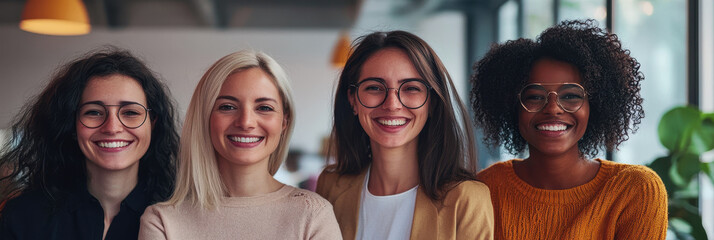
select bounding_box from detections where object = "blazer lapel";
[410,187,439,240]
[332,169,368,240]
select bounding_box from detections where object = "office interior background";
[0,0,712,238]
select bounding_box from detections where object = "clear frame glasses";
[518,83,588,113]
[78,103,150,129]
[350,78,431,109]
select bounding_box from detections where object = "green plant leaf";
[659,106,699,152]
[675,153,701,184]
[670,153,701,188]
[688,115,714,154]
[681,209,709,240]
[669,217,692,235]
[673,177,699,199]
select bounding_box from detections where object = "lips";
[228,135,264,147]
[94,140,132,151]
[377,118,407,126]
[534,121,573,137]
[536,123,568,131]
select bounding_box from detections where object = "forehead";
[219,67,281,101]
[359,48,420,83]
[528,58,582,85]
[82,74,146,104]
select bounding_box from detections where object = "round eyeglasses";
[518,83,588,113]
[78,103,150,129]
[350,79,431,109]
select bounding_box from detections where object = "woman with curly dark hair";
[0,48,179,239]
[472,20,667,239]
[317,30,493,240]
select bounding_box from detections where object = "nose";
[541,92,564,114]
[99,110,124,134]
[234,107,256,130]
[381,88,402,111]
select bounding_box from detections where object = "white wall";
[0,13,466,157]
[0,25,341,154]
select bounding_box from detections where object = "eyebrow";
[81,100,143,106]
[359,77,424,84]
[216,95,279,104]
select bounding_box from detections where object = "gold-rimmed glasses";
[518,83,588,113]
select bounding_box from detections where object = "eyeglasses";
[518,83,587,113]
[78,103,150,129]
[350,79,431,109]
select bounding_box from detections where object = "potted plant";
[647,106,714,239]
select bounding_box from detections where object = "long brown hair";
[329,31,478,200]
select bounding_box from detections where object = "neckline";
[221,184,291,207]
[363,167,419,198]
[505,158,614,204]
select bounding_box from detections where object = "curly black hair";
[0,47,179,204]
[470,19,644,157]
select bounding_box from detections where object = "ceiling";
[0,0,490,29]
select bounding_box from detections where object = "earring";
[366,143,372,159]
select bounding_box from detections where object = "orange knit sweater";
[477,159,668,239]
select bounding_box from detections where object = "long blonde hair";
[166,50,295,209]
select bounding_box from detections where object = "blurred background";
[0,0,712,238]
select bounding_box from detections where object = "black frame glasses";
[518,83,588,113]
[350,78,431,109]
[77,102,151,129]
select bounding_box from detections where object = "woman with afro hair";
[471,19,667,239]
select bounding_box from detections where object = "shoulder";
[442,180,492,207]
[315,166,364,197]
[476,160,515,184]
[0,189,57,234]
[2,189,53,217]
[285,186,333,211]
[604,161,665,188]
[141,201,188,221]
[601,160,667,198]
[316,166,341,184]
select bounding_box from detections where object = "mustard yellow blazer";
[316,168,494,240]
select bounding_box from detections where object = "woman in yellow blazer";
[316,30,493,240]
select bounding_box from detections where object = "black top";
[0,182,149,240]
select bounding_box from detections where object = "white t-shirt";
[356,169,418,240]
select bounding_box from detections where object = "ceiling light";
[19,0,91,36]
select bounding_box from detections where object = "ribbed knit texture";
[138,185,342,240]
[476,159,668,240]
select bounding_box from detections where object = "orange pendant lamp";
[331,32,352,68]
[19,0,91,36]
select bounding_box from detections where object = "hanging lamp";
[331,31,351,68]
[19,0,91,36]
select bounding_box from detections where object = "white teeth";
[97,141,130,148]
[537,124,568,131]
[229,136,261,143]
[378,119,407,126]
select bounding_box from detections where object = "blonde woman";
[139,50,341,240]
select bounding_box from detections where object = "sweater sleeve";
[455,181,495,240]
[614,166,668,239]
[138,205,168,240]
[306,200,343,240]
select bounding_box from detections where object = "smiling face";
[349,48,430,150]
[209,67,285,170]
[76,74,152,173]
[518,58,589,157]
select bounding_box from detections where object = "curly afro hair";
[470,19,644,157]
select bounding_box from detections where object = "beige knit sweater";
[139,185,342,240]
